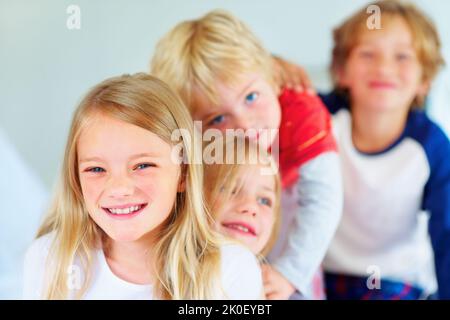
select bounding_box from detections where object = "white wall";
[1,0,449,188]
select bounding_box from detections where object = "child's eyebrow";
[79,153,160,164]
[196,77,261,121]
[199,110,221,121]
[395,43,415,50]
[79,156,104,164]
[128,152,161,160]
[261,186,275,193]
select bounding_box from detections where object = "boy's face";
[192,72,282,150]
[339,17,427,113]
[77,114,181,243]
[214,165,276,255]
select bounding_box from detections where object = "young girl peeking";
[22,73,263,300]
[203,136,282,299]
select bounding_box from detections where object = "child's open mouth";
[222,222,257,237]
[102,203,148,219]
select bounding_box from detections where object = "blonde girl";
[203,136,282,299]
[203,136,281,259]
[23,73,262,300]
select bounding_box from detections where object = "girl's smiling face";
[214,165,276,254]
[77,113,182,243]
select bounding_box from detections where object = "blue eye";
[86,167,105,173]
[245,92,259,105]
[360,51,374,58]
[208,115,225,126]
[135,163,154,170]
[258,197,272,207]
[397,53,410,61]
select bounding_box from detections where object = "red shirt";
[276,89,337,189]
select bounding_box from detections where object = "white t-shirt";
[323,109,438,295]
[22,232,263,300]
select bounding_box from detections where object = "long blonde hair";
[37,73,222,299]
[203,136,281,257]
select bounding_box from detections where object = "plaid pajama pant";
[324,272,429,300]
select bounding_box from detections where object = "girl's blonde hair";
[203,136,281,257]
[150,9,276,112]
[37,73,222,299]
[331,0,445,107]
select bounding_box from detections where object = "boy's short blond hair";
[150,10,276,113]
[331,0,445,107]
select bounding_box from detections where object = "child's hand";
[261,263,296,300]
[273,55,316,95]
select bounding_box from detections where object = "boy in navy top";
[320,0,449,299]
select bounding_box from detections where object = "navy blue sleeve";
[419,117,450,299]
[318,90,349,115]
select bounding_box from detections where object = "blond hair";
[37,73,223,299]
[331,0,445,107]
[150,9,276,112]
[203,136,281,257]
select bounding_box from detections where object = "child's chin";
[105,230,143,243]
[232,236,258,253]
[358,96,403,112]
[365,93,408,110]
[368,102,403,113]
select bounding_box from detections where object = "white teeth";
[107,205,142,215]
[237,225,249,233]
[228,224,250,233]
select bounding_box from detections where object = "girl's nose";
[107,175,134,198]
[237,198,258,217]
